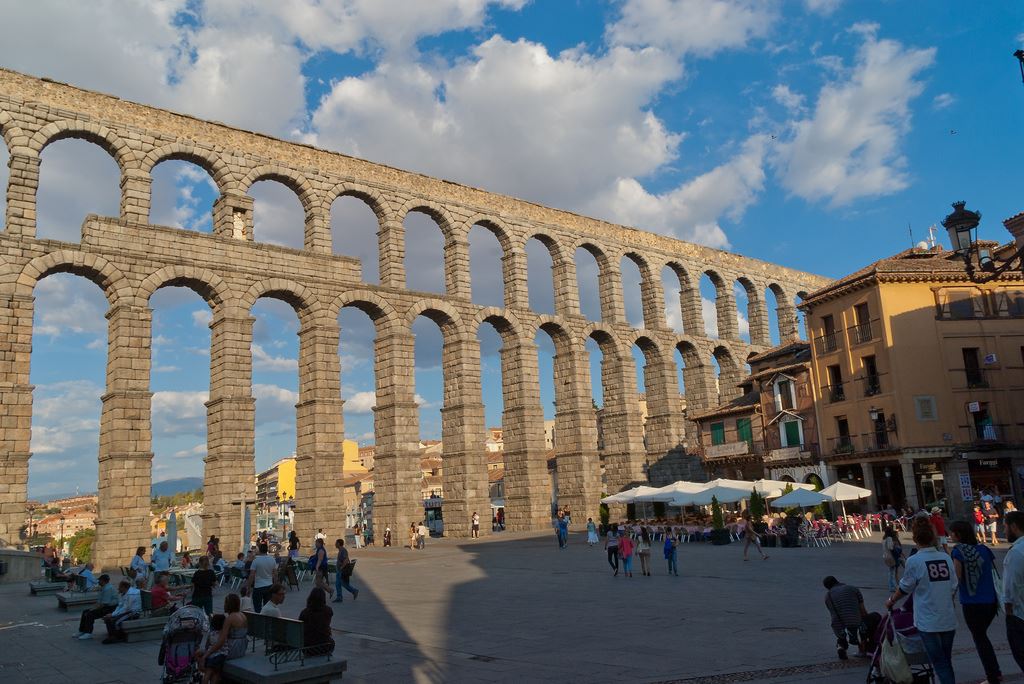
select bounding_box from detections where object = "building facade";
[801,207,1024,517]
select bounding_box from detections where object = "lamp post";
[942,201,1024,281]
[1015,49,1024,84]
[58,514,65,555]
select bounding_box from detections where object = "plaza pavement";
[1,530,1022,683]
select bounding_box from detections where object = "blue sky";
[2,0,1022,498]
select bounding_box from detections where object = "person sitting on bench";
[72,573,119,640]
[150,572,188,616]
[67,562,98,591]
[101,578,143,644]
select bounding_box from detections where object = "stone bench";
[56,591,99,610]
[223,653,346,683]
[122,616,169,642]
[223,612,345,683]
[29,580,65,596]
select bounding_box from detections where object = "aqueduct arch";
[0,69,828,569]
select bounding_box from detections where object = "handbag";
[880,618,913,684]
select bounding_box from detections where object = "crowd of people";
[822,505,1024,684]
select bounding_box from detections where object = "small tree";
[69,528,95,563]
[711,495,725,530]
[599,500,610,526]
[749,489,764,520]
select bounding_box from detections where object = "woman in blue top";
[949,520,1002,684]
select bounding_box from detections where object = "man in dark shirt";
[823,575,867,660]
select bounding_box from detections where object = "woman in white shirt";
[129,546,149,582]
[885,516,957,684]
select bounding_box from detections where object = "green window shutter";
[711,422,725,446]
[736,418,752,444]
[784,420,802,447]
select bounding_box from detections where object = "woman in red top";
[618,533,635,578]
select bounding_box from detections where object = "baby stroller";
[866,605,934,683]
[158,604,209,683]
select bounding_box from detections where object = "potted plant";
[710,496,731,545]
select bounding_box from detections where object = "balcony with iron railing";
[848,319,878,346]
[962,423,1011,446]
[827,432,899,457]
[822,383,846,403]
[814,331,842,355]
[861,372,885,397]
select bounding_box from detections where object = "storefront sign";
[704,441,750,459]
[984,353,997,364]
[959,472,973,501]
[968,401,981,413]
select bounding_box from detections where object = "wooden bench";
[121,590,169,642]
[222,612,346,683]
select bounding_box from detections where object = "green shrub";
[711,496,724,530]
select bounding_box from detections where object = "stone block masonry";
[0,69,829,570]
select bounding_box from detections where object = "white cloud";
[932,93,955,110]
[591,135,768,248]
[252,343,298,372]
[31,380,102,453]
[776,28,935,206]
[701,296,720,339]
[192,310,213,328]
[33,275,109,337]
[153,364,181,373]
[345,391,377,414]
[607,0,778,57]
[151,390,209,437]
[172,443,207,460]
[771,84,805,113]
[803,0,841,15]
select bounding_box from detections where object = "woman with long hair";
[881,524,904,591]
[196,593,248,684]
[300,587,335,656]
[311,537,333,599]
[885,516,957,684]
[949,519,1002,684]
[636,527,652,576]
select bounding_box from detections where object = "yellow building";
[256,440,366,532]
[801,203,1024,518]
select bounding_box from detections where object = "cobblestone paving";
[2,531,1022,683]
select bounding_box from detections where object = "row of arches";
[0,115,811,344]
[4,247,751,567]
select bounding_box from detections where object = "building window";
[914,396,938,421]
[736,417,753,445]
[775,378,795,411]
[970,402,997,441]
[710,422,725,446]
[963,347,986,387]
[994,289,1024,317]
[863,355,881,396]
[780,418,803,448]
[826,365,844,402]
[939,288,985,319]
[834,417,852,453]
[817,314,839,353]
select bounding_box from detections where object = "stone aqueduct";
[0,69,828,569]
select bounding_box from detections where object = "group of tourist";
[600,524,669,577]
[823,508,1024,684]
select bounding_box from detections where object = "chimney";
[1004,212,1024,250]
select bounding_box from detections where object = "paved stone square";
[1,531,1022,683]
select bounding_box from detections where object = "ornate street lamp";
[942,201,1024,282]
[58,514,65,552]
[1015,49,1024,84]
[942,201,979,253]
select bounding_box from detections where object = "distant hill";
[152,478,203,497]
